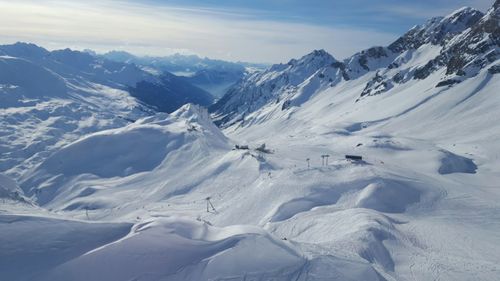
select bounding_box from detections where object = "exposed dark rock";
[488,64,500,74]
[281,100,291,110]
[361,72,393,97]
[392,72,404,84]
[436,79,461,87]
[414,59,439,79]
[388,8,483,53]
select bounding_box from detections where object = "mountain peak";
[103,50,137,61]
[0,42,49,59]
[388,7,483,53]
[284,49,337,70]
[444,6,483,26]
[299,49,335,62]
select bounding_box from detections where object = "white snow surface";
[2,5,500,281]
[3,66,499,279]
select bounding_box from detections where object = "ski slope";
[1,2,500,280]
[4,69,499,279]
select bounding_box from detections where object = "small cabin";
[345,155,362,161]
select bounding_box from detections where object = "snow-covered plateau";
[1,2,500,281]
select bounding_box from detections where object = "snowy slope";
[0,43,213,179]
[19,104,229,207]
[0,214,309,281]
[1,2,500,281]
[211,5,496,128]
[0,54,147,178]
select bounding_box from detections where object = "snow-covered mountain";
[211,5,498,128]
[1,2,500,281]
[210,49,343,126]
[0,43,212,178]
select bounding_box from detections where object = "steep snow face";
[212,6,497,129]
[210,50,346,127]
[343,6,487,86]
[388,7,484,53]
[436,3,500,77]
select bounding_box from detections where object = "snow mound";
[33,127,176,178]
[270,178,422,223]
[270,182,361,222]
[355,180,421,213]
[270,207,400,274]
[0,214,131,281]
[41,217,305,281]
[438,149,477,174]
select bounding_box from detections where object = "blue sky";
[0,0,494,63]
[143,0,492,32]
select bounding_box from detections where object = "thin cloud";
[0,0,398,62]
[368,0,493,21]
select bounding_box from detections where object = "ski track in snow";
[2,4,500,279]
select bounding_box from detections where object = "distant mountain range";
[101,51,268,98]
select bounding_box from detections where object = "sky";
[0,0,494,63]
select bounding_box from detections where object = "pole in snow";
[206,197,216,213]
[321,154,330,166]
[306,158,310,169]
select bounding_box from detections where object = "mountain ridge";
[210,4,499,128]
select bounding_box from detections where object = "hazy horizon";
[0,0,494,63]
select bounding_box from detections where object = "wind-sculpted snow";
[40,217,305,281]
[20,104,229,206]
[0,43,217,178]
[0,214,132,281]
[2,2,500,281]
[270,178,422,223]
[355,180,421,213]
